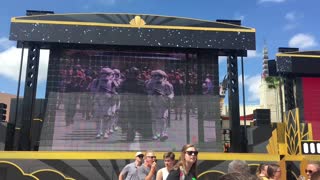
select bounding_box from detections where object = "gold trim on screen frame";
[277,53,320,58]
[197,170,225,178]
[0,161,39,180]
[31,169,75,180]
[0,151,280,161]
[11,18,256,33]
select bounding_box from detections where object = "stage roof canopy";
[276,50,320,76]
[10,13,256,51]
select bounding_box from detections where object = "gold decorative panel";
[284,108,302,155]
[129,16,146,26]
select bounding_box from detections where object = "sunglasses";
[305,169,313,174]
[147,156,156,159]
[137,155,144,158]
[185,151,198,156]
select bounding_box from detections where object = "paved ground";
[40,103,218,151]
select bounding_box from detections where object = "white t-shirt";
[159,167,169,180]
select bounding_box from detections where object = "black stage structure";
[264,48,320,180]
[7,11,256,153]
[270,48,320,112]
[273,48,320,139]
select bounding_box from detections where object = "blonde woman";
[167,144,198,180]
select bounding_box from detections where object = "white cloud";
[283,12,304,31]
[0,37,15,50]
[219,57,227,63]
[285,12,296,21]
[258,0,285,3]
[234,13,245,22]
[239,74,261,102]
[283,23,297,31]
[288,33,318,49]
[0,46,49,82]
[247,50,262,59]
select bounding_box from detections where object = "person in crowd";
[120,67,151,141]
[156,152,175,180]
[167,144,198,180]
[90,67,116,139]
[109,68,123,133]
[79,67,93,121]
[137,150,157,180]
[228,160,250,175]
[64,64,85,126]
[171,72,184,121]
[305,161,320,180]
[311,171,320,180]
[256,163,269,180]
[146,69,174,141]
[266,164,281,180]
[202,74,213,95]
[118,152,144,180]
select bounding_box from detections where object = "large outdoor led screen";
[39,48,221,151]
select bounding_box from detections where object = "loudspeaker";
[268,60,277,76]
[253,109,271,126]
[278,47,299,53]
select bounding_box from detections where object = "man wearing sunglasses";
[119,152,144,180]
[138,151,157,180]
[305,161,320,180]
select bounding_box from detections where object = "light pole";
[241,56,248,152]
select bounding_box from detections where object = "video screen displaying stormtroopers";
[41,49,221,151]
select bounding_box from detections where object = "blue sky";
[0,0,319,104]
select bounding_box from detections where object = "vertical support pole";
[227,54,241,152]
[240,56,248,152]
[18,44,40,150]
[185,53,191,144]
[197,53,205,143]
[5,42,25,150]
[283,76,296,111]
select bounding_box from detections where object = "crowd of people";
[56,64,215,141]
[119,144,198,180]
[118,144,320,180]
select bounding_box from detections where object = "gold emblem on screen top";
[130,16,146,26]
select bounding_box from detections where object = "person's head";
[163,152,175,170]
[100,67,114,80]
[135,152,144,165]
[176,144,198,176]
[228,160,249,174]
[311,171,320,180]
[257,163,268,177]
[151,70,167,83]
[113,69,121,79]
[144,150,156,167]
[267,164,281,180]
[306,161,320,180]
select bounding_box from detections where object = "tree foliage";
[265,76,280,89]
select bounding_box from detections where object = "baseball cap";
[135,152,143,157]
